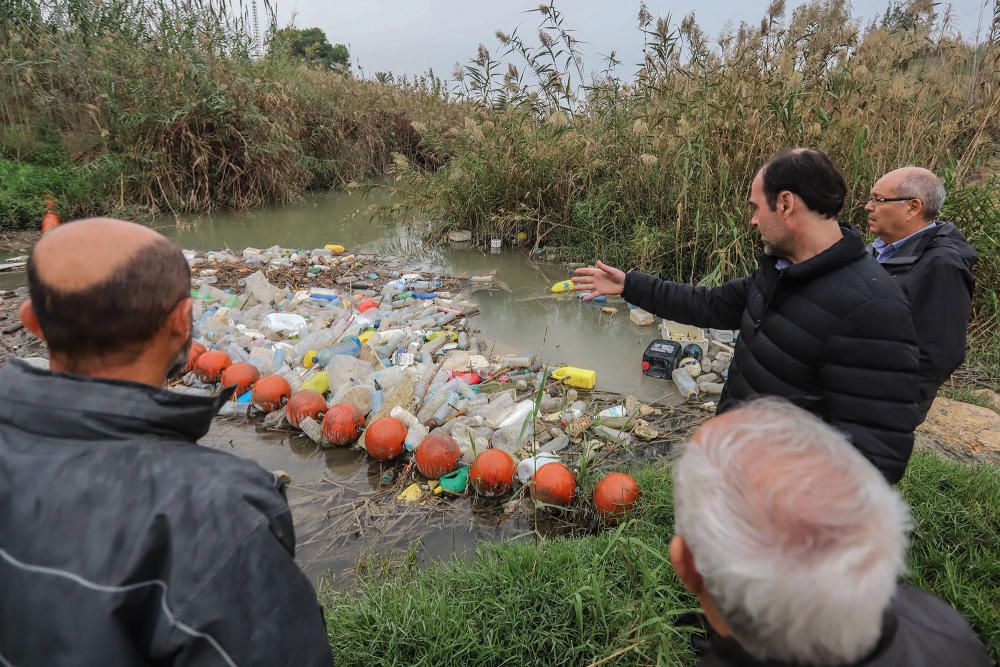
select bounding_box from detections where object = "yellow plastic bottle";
[551,279,575,293]
[299,371,330,395]
[425,331,459,343]
[324,244,346,253]
[551,366,597,390]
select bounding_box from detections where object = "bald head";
[876,167,945,221]
[26,218,191,367]
[33,218,168,291]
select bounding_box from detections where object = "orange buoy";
[357,299,379,312]
[322,403,365,446]
[285,390,327,429]
[531,462,576,506]
[470,448,516,496]
[220,362,260,396]
[41,196,60,234]
[251,375,292,412]
[194,350,231,383]
[364,416,407,461]
[186,341,207,373]
[414,432,461,479]
[593,472,641,518]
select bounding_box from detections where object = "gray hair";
[899,167,945,220]
[673,398,911,664]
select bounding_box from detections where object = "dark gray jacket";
[698,583,991,666]
[0,360,332,666]
[873,221,978,418]
[624,226,921,483]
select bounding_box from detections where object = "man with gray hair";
[670,398,989,666]
[866,167,977,418]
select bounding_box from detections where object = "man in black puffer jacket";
[574,149,921,483]
[865,167,978,420]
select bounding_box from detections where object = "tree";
[270,27,350,71]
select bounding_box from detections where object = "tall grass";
[388,0,999,376]
[321,452,1000,665]
[0,0,461,227]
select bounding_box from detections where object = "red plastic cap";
[641,361,650,371]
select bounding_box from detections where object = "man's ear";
[164,297,192,343]
[19,300,44,340]
[777,190,796,219]
[670,535,704,596]
[908,197,925,222]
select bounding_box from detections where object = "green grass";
[321,453,1000,665]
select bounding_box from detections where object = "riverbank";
[320,452,1000,665]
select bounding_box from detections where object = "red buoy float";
[470,449,516,495]
[531,462,576,506]
[364,416,407,461]
[322,403,365,446]
[414,432,461,479]
[186,341,207,373]
[593,472,641,518]
[285,390,327,428]
[251,375,292,412]
[220,362,260,396]
[194,350,231,383]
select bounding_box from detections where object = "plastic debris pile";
[174,245,707,516]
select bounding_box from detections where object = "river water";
[4,188,680,583]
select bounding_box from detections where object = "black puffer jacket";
[873,222,977,419]
[624,226,921,483]
[0,360,332,666]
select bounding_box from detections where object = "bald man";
[0,219,332,666]
[866,168,977,418]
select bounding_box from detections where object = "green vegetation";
[387,0,999,382]
[321,453,999,665]
[0,0,459,229]
[269,26,350,71]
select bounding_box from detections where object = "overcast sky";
[272,0,992,82]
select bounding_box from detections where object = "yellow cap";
[359,330,375,344]
[303,350,318,368]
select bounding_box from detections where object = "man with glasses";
[574,148,922,483]
[866,167,978,419]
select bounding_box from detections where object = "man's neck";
[49,356,167,387]
[879,219,934,245]
[787,218,844,264]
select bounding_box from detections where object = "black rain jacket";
[697,584,991,667]
[873,221,978,419]
[0,360,332,666]
[623,225,921,483]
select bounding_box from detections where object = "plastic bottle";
[311,337,362,366]
[598,405,626,419]
[551,279,574,293]
[369,389,385,415]
[498,399,535,429]
[550,366,597,390]
[299,416,325,444]
[672,367,700,401]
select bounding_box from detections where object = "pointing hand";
[573,261,626,301]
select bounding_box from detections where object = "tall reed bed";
[390,0,999,369]
[0,0,461,227]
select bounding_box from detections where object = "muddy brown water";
[2,188,681,585]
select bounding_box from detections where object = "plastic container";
[312,337,362,366]
[551,366,597,390]
[551,279,574,293]
[324,244,346,253]
[516,454,561,483]
[299,371,330,394]
[672,367,700,401]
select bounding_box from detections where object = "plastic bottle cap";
[303,350,318,368]
[641,361,650,371]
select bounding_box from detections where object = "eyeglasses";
[867,196,915,205]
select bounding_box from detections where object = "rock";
[696,373,719,385]
[700,382,725,395]
[711,360,727,373]
[714,352,733,364]
[633,423,659,441]
[701,358,712,373]
[629,308,655,326]
[971,388,1000,414]
[916,397,1000,464]
[447,230,473,243]
[600,306,618,315]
